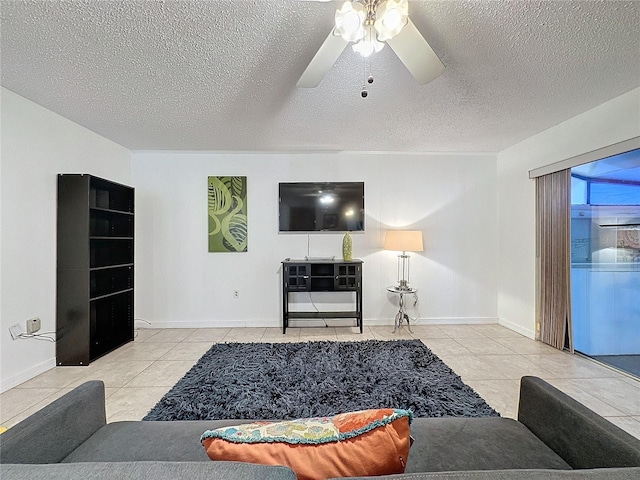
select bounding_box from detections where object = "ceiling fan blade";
[386,18,445,85]
[297,29,349,88]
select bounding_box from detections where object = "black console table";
[282,259,363,334]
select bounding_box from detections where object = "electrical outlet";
[26,317,41,334]
[9,323,22,340]
[233,290,239,299]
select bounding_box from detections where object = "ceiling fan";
[298,0,445,88]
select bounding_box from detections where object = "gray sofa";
[1,376,639,479]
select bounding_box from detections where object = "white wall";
[132,152,498,329]
[2,83,636,391]
[0,88,131,392]
[496,88,640,338]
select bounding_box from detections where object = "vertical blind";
[536,169,573,352]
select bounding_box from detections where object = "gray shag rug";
[143,339,499,421]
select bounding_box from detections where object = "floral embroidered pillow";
[200,408,412,480]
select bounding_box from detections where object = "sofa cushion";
[0,461,297,480]
[404,417,571,473]
[335,467,640,480]
[201,409,412,480]
[66,417,571,473]
[62,420,240,462]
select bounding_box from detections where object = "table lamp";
[384,230,423,290]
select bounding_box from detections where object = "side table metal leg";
[404,312,413,333]
[387,287,418,334]
[393,311,401,333]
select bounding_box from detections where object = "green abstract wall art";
[208,176,248,252]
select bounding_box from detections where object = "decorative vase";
[342,232,352,261]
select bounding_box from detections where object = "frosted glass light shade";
[384,230,423,252]
[374,0,409,41]
[335,1,366,43]
[352,26,385,57]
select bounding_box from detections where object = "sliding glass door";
[570,149,640,377]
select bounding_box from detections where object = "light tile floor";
[1,324,639,440]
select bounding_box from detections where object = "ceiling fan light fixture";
[335,1,366,43]
[352,26,385,57]
[374,0,409,41]
[298,0,444,88]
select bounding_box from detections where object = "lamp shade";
[384,230,423,252]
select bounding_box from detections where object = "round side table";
[386,286,417,333]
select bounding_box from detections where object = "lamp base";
[396,253,411,291]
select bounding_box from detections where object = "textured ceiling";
[1,0,639,153]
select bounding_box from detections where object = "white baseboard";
[137,319,249,329]
[139,319,365,329]
[0,357,56,393]
[498,317,535,339]
[137,317,500,329]
[414,317,498,325]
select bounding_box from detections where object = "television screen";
[279,182,365,232]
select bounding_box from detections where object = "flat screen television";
[279,182,365,232]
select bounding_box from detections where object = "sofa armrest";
[517,376,640,469]
[0,381,106,464]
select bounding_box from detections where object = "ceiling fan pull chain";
[367,54,374,86]
[363,53,367,83]
[361,54,369,98]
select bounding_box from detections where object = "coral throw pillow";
[200,408,412,480]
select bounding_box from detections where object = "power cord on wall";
[308,293,329,328]
[15,332,56,342]
[408,292,421,323]
[12,319,152,343]
[134,318,152,339]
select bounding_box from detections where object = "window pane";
[590,182,640,205]
[571,176,587,204]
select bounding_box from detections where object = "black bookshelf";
[56,174,134,365]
